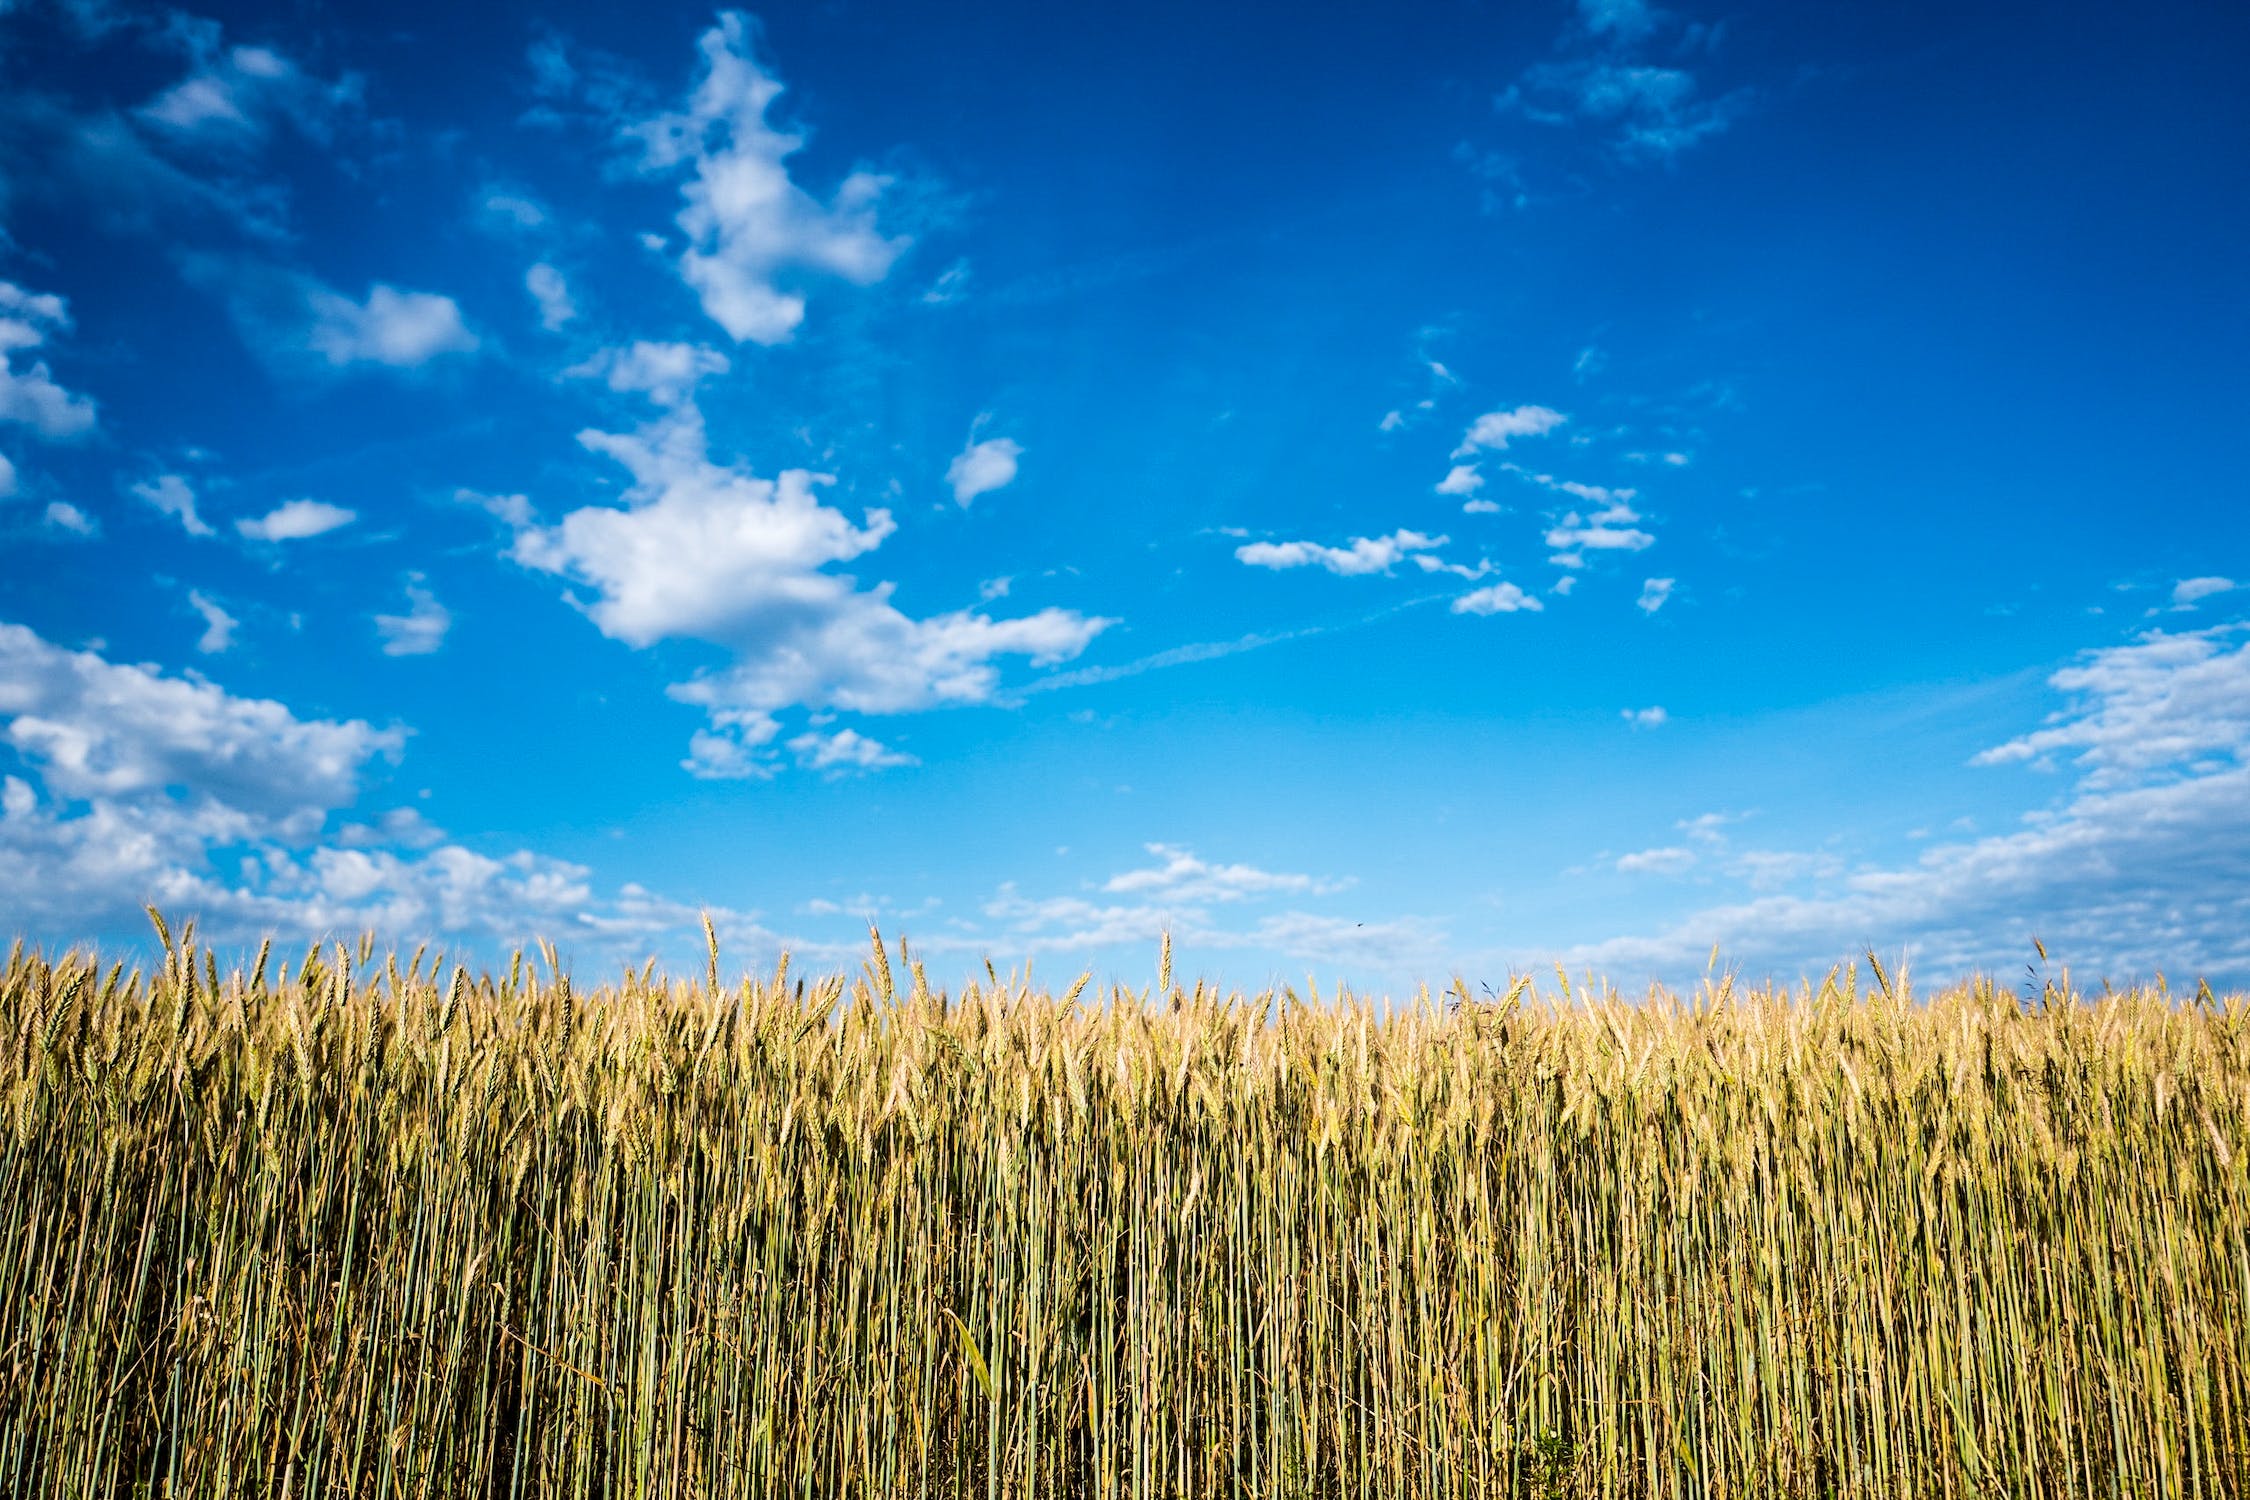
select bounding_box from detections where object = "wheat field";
[1,916,2245,1497]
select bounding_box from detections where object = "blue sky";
[2,0,2245,993]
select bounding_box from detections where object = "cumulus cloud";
[1570,626,2250,986]
[1616,846,1694,875]
[236,498,354,542]
[0,621,399,813]
[187,591,236,653]
[1546,502,1655,567]
[626,12,906,344]
[971,844,1442,978]
[947,432,1023,506]
[374,575,451,656]
[0,281,98,440]
[1577,0,1657,41]
[1435,464,1483,497]
[1622,705,1667,729]
[1236,529,1447,577]
[1452,581,1543,615]
[2172,577,2235,610]
[43,502,96,535]
[43,501,96,537]
[507,406,1111,757]
[1104,843,1344,904]
[1972,625,2250,788]
[525,262,576,330]
[137,22,361,149]
[1514,63,1749,160]
[187,257,477,371]
[0,622,796,965]
[788,726,916,773]
[1637,576,1674,613]
[131,473,214,536]
[1496,0,1750,163]
[567,341,729,407]
[1453,405,1566,457]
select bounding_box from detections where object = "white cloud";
[1637,576,1675,613]
[682,726,775,780]
[1616,846,1694,875]
[1547,502,1655,567]
[1435,463,1483,496]
[1512,62,1748,160]
[1236,529,1446,577]
[0,622,800,965]
[1972,625,2250,788]
[525,262,576,330]
[44,502,97,536]
[308,283,476,367]
[947,432,1023,506]
[1104,842,1342,904]
[1452,405,1565,457]
[236,498,354,542]
[1622,705,1667,729]
[1461,498,1502,515]
[131,473,214,536]
[787,726,916,773]
[187,591,236,653]
[0,621,400,812]
[483,192,547,230]
[0,281,98,440]
[508,407,1111,750]
[922,260,970,305]
[1452,582,1543,615]
[187,257,477,371]
[1506,465,1637,507]
[1578,0,1657,41]
[0,454,15,497]
[1571,626,2250,986]
[627,12,906,344]
[970,845,1442,978]
[374,575,451,656]
[2172,576,2235,609]
[456,488,534,529]
[567,341,730,407]
[136,22,359,148]
[1378,410,1405,433]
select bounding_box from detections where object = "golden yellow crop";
[1,914,2244,1497]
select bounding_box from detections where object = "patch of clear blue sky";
[0,0,2244,992]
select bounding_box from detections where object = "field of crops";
[2,919,2245,1498]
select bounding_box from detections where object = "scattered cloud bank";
[0,281,98,442]
[1237,528,1448,577]
[1570,625,2250,986]
[0,620,798,964]
[972,843,1443,976]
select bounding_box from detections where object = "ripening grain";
[1,918,2245,1497]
